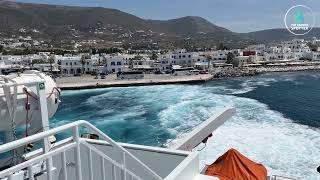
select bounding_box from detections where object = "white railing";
[0,120,163,180]
[270,175,298,180]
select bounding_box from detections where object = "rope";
[47,87,61,98]
[22,86,60,138]
[22,87,38,100]
[23,86,61,100]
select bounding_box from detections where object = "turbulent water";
[52,71,320,179]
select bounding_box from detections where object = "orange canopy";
[205,148,267,180]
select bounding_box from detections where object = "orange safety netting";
[205,148,267,180]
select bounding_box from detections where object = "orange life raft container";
[205,148,267,180]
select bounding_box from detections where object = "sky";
[15,0,320,33]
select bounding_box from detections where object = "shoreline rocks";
[213,65,320,78]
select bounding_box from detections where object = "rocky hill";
[0,0,318,50]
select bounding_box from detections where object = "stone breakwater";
[213,65,320,78]
[213,69,258,78]
[251,65,320,73]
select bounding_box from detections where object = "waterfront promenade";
[56,64,320,90]
[57,74,214,90]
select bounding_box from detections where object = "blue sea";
[52,71,320,179]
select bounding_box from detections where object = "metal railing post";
[112,164,116,180]
[36,81,53,180]
[61,151,68,180]
[73,126,82,180]
[101,157,105,180]
[27,166,35,180]
[88,149,93,180]
[8,175,13,180]
[122,152,126,180]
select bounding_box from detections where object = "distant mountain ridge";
[243,28,320,44]
[0,0,318,49]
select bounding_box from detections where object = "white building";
[58,55,96,75]
[153,59,172,72]
[33,63,60,73]
[167,49,199,66]
[282,39,311,53]
[0,59,12,74]
[132,59,155,72]
[265,46,295,61]
[312,52,320,61]
[247,44,266,52]
[102,54,129,73]
[212,50,228,61]
[0,55,23,65]
[232,56,260,67]
[312,37,320,44]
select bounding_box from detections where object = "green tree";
[226,52,235,64]
[91,48,97,55]
[205,54,212,70]
[134,55,143,60]
[31,59,47,66]
[150,52,158,60]
[218,43,225,50]
[307,42,318,52]
[48,55,55,73]
[80,55,87,74]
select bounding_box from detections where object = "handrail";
[0,142,77,178]
[0,72,45,87]
[81,140,142,180]
[0,120,163,180]
[271,175,298,180]
[81,140,123,169]
[0,121,84,153]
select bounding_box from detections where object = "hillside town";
[1,38,320,82]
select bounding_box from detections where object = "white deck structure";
[0,111,234,180]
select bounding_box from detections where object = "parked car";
[74,73,81,77]
[100,75,106,79]
[91,72,98,76]
[190,70,200,75]
[165,70,173,74]
[154,71,164,74]
[1,68,21,75]
[200,70,209,74]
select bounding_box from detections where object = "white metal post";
[8,174,13,180]
[112,164,116,180]
[61,151,68,180]
[101,157,105,180]
[122,152,126,180]
[88,149,93,180]
[28,165,35,180]
[73,126,82,180]
[2,85,18,165]
[36,81,53,180]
